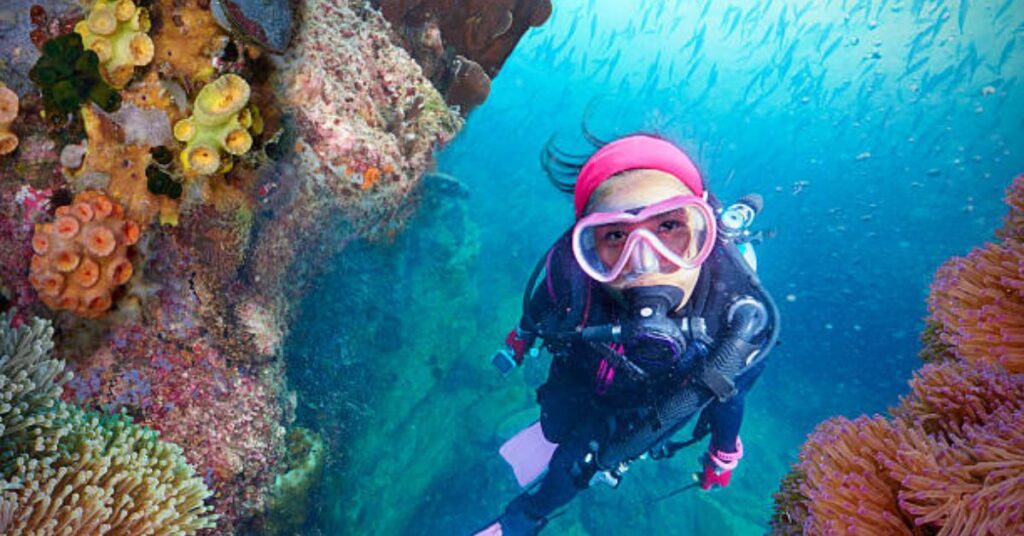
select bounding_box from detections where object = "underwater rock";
[29,190,141,318]
[254,0,462,297]
[422,171,470,199]
[0,84,19,155]
[237,296,285,357]
[263,427,326,535]
[210,0,293,53]
[446,54,490,113]
[374,0,551,113]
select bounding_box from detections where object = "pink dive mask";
[572,194,717,283]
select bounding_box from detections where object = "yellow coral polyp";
[128,32,155,65]
[87,7,118,35]
[174,74,256,176]
[173,117,195,141]
[115,0,136,21]
[224,128,252,155]
[75,0,154,88]
[185,144,222,175]
[194,74,250,123]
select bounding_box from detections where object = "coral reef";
[0,0,530,530]
[173,73,256,176]
[772,175,1024,535]
[0,84,19,155]
[782,415,916,535]
[74,0,155,88]
[1,311,217,535]
[29,190,141,318]
[886,404,1023,534]
[374,0,552,112]
[61,320,288,532]
[29,33,122,117]
[0,310,66,466]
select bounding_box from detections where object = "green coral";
[0,311,217,534]
[770,469,810,535]
[74,0,154,89]
[173,74,260,176]
[918,319,958,365]
[264,427,325,535]
[28,34,122,116]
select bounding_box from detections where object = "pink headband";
[574,135,704,218]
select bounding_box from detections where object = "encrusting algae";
[77,104,181,224]
[75,0,155,89]
[174,73,258,176]
[150,0,228,82]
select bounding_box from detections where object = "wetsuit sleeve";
[704,359,766,453]
[520,238,575,337]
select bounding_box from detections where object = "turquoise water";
[286,0,1024,534]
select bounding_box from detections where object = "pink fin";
[474,521,503,536]
[499,421,558,488]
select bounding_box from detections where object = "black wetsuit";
[499,232,778,534]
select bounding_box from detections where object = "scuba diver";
[476,133,779,535]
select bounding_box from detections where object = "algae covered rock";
[264,427,326,535]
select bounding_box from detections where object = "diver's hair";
[540,127,678,194]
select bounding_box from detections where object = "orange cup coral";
[0,84,19,155]
[29,190,141,318]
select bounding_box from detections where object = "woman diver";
[476,133,780,535]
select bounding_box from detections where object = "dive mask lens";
[572,195,717,283]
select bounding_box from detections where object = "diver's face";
[585,169,703,305]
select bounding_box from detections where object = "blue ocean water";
[286,0,1024,534]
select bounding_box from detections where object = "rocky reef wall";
[0,0,541,532]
